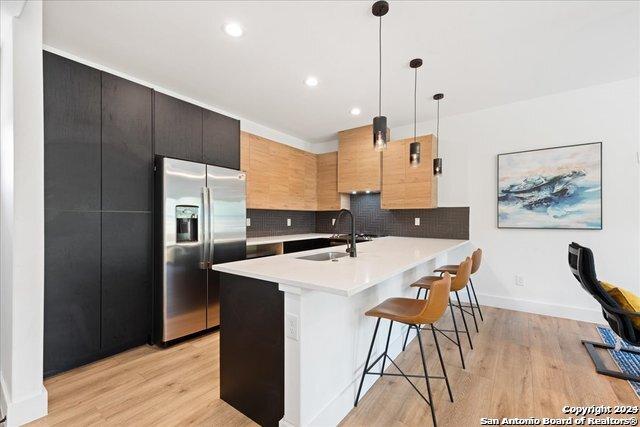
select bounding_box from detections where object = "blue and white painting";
[498,143,602,229]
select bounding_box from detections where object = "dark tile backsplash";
[316,193,469,240]
[246,209,316,237]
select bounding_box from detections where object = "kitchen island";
[213,237,470,427]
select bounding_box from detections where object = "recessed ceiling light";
[350,107,361,116]
[304,76,319,87]
[351,191,357,195]
[365,190,371,194]
[223,22,244,38]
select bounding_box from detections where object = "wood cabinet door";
[102,73,153,211]
[153,92,203,162]
[303,152,318,210]
[44,211,101,376]
[44,51,102,211]
[101,212,151,351]
[203,109,240,169]
[338,125,383,193]
[382,134,438,209]
[317,152,340,210]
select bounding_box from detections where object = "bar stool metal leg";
[466,285,479,332]
[430,324,453,403]
[380,321,394,376]
[469,278,483,321]
[354,318,381,406]
[415,325,437,427]
[448,300,465,369]
[402,288,424,351]
[455,291,473,349]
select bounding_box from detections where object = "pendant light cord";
[436,99,440,156]
[378,16,382,116]
[414,68,417,141]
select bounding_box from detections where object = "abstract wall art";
[497,142,602,229]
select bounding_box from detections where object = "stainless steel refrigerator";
[155,157,246,343]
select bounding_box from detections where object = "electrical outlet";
[515,275,525,287]
[287,218,292,227]
[331,218,336,226]
[414,217,421,226]
[286,313,299,340]
[246,218,251,227]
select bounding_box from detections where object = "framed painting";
[497,142,602,229]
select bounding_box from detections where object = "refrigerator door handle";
[208,186,214,266]
[200,186,210,269]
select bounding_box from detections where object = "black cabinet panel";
[220,274,284,427]
[43,51,101,211]
[101,212,151,350]
[153,92,203,162]
[102,73,153,211]
[203,109,240,169]
[44,211,101,376]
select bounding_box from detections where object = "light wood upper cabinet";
[381,134,438,209]
[241,132,323,211]
[337,125,386,193]
[317,152,350,211]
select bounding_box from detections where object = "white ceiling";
[43,1,639,143]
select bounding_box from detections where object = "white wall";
[393,78,640,323]
[0,0,48,425]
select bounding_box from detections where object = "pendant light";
[433,93,444,175]
[409,58,422,168]
[372,1,389,151]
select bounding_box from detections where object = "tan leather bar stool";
[354,274,453,427]
[435,248,483,328]
[402,258,473,369]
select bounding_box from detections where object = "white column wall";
[0,0,48,425]
[279,249,458,427]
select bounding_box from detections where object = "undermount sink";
[296,252,349,261]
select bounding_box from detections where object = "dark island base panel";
[220,273,284,427]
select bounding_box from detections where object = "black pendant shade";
[409,58,422,167]
[433,93,444,175]
[372,1,389,151]
[373,115,387,151]
[433,157,443,175]
[410,141,421,167]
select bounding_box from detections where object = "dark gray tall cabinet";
[44,51,240,376]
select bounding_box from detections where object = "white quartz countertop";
[246,233,334,246]
[214,237,469,296]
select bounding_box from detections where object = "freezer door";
[206,165,246,328]
[162,158,207,341]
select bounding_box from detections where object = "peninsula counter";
[213,237,470,427]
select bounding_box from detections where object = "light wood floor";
[30,307,637,427]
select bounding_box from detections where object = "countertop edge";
[216,238,471,297]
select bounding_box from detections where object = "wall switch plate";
[515,275,525,287]
[287,218,292,227]
[332,218,336,226]
[246,218,251,227]
[414,218,421,226]
[286,313,299,340]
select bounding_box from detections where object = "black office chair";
[568,242,640,381]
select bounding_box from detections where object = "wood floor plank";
[30,307,637,427]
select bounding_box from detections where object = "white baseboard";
[469,292,605,324]
[0,374,48,427]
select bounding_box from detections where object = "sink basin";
[296,252,350,261]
